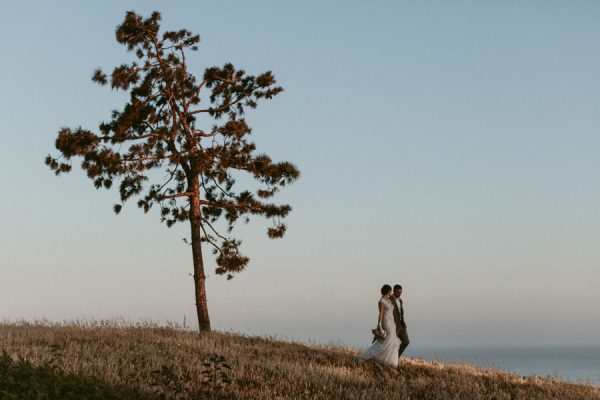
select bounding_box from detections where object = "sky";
[1,1,600,350]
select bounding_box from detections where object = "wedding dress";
[360,297,401,367]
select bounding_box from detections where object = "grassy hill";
[1,321,599,399]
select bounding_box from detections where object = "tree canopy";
[46,11,299,330]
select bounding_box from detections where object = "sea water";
[409,346,600,386]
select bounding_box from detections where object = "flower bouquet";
[371,328,387,343]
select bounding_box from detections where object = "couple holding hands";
[361,284,410,368]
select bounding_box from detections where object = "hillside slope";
[1,322,599,399]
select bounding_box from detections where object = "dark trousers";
[397,325,409,357]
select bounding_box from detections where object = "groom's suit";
[390,295,410,357]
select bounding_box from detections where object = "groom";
[391,284,410,357]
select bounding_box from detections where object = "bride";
[360,284,401,367]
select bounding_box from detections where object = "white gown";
[360,297,401,367]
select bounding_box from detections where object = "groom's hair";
[393,284,402,290]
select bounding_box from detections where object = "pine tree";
[45,11,299,332]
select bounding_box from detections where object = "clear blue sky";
[1,1,599,349]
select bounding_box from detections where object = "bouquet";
[371,328,387,342]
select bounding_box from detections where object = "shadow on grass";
[0,353,152,400]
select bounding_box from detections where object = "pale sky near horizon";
[1,1,600,350]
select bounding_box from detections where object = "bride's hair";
[380,284,392,295]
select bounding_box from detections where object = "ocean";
[409,346,600,386]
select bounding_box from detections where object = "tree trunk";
[189,177,211,332]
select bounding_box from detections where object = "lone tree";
[45,11,299,332]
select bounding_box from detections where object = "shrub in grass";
[0,353,147,400]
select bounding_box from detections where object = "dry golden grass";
[1,320,599,399]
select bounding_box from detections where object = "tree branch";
[199,222,222,254]
[202,217,227,241]
[159,192,193,200]
[156,168,179,194]
[209,175,235,198]
[194,79,207,98]
[122,156,165,162]
[189,94,245,115]
[133,133,162,140]
[194,128,218,137]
